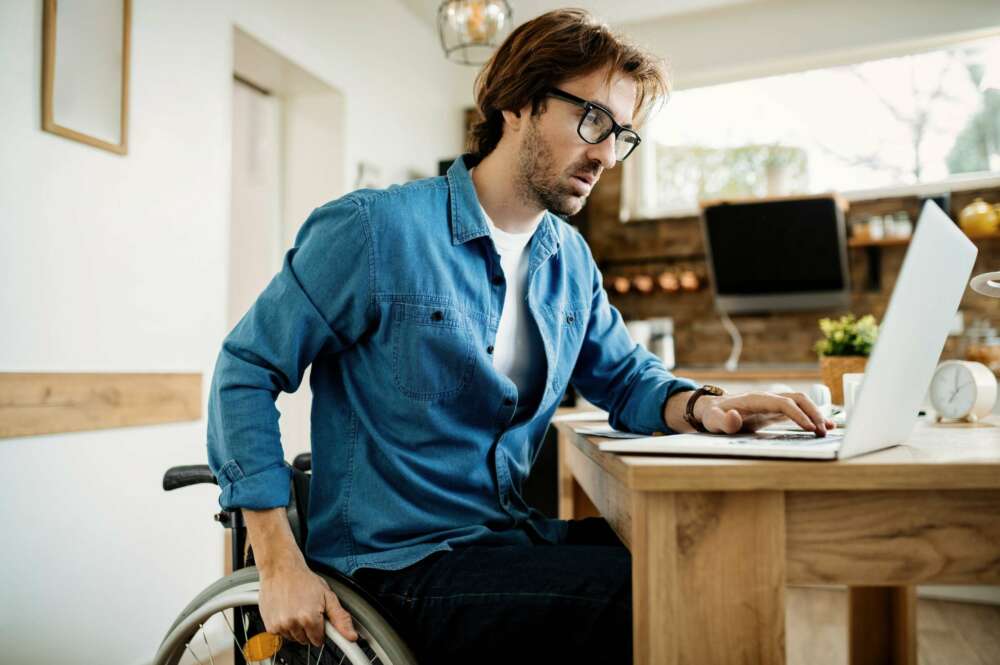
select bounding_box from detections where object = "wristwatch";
[684,384,725,432]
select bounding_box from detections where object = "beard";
[515,117,593,217]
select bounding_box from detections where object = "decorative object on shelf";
[42,0,131,155]
[814,313,879,405]
[438,0,513,65]
[929,360,998,423]
[610,275,631,295]
[657,271,679,293]
[632,274,654,294]
[867,214,886,240]
[958,198,1000,236]
[888,211,913,238]
[679,269,700,292]
[962,317,1000,374]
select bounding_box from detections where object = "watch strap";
[684,385,724,432]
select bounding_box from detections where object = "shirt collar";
[446,154,562,253]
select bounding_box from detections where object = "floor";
[787,587,1000,665]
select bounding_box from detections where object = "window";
[621,35,1000,220]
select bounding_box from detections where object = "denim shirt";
[207,154,698,576]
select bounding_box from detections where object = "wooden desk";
[554,415,1000,665]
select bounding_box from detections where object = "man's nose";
[586,132,618,169]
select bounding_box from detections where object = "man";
[207,8,832,663]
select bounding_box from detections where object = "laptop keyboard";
[726,431,845,446]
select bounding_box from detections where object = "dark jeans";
[353,517,632,665]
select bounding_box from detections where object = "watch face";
[930,362,977,419]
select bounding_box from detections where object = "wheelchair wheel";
[152,566,418,665]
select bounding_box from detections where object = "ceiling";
[399,0,763,30]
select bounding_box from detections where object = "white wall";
[0,1,465,663]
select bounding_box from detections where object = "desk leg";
[557,431,600,519]
[631,490,787,665]
[848,586,917,665]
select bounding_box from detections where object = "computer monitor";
[700,194,851,314]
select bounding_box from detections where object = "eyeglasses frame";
[543,87,642,162]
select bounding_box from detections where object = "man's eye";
[583,110,602,126]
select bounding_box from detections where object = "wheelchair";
[152,454,419,665]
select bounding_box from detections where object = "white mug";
[808,383,833,418]
[842,373,865,421]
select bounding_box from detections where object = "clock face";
[930,362,977,419]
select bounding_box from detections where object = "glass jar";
[963,318,1000,374]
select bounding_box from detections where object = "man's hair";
[467,8,670,160]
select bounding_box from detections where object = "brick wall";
[576,167,1000,367]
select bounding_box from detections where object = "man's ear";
[501,102,533,133]
[500,108,522,131]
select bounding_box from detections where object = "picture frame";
[42,0,132,155]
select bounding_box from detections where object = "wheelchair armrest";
[163,464,217,491]
[293,452,312,472]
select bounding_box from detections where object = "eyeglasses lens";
[579,105,638,161]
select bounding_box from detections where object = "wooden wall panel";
[0,373,202,439]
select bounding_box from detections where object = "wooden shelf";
[849,230,1000,248]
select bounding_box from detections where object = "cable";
[719,310,742,372]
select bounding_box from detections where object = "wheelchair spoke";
[183,643,206,665]
[199,624,217,665]
[220,610,243,656]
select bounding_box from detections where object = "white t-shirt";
[470,167,547,420]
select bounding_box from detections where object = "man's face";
[513,67,638,217]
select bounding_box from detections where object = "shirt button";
[492,275,503,286]
[503,398,514,406]
[487,345,494,354]
[566,314,575,324]
[431,310,444,321]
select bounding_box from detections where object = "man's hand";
[244,507,358,647]
[667,390,835,437]
[258,559,359,647]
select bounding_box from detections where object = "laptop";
[598,201,977,460]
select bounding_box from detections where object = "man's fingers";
[284,623,309,645]
[769,394,819,433]
[781,392,827,435]
[737,393,816,433]
[704,406,743,434]
[302,610,327,648]
[325,590,359,642]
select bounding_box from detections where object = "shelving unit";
[849,229,999,291]
[848,229,1000,248]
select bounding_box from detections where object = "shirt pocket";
[544,302,588,397]
[390,302,475,401]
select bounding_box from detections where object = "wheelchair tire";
[152,566,418,665]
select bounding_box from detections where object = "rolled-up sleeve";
[207,197,374,510]
[569,247,697,435]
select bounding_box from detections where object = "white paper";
[574,425,647,439]
[551,410,609,422]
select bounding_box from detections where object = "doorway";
[228,27,347,467]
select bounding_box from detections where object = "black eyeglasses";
[544,87,642,162]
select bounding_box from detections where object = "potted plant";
[814,314,879,405]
